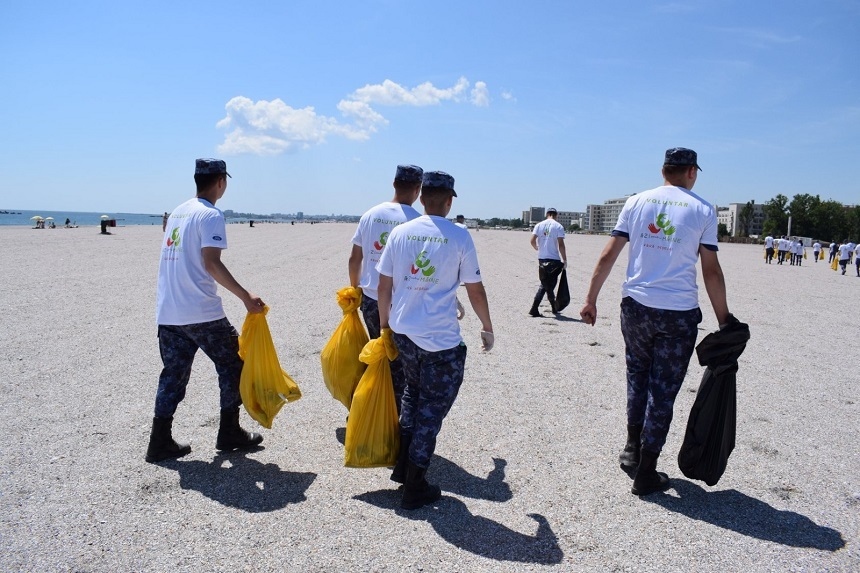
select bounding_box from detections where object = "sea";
[0,209,166,227]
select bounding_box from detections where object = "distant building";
[716,202,764,237]
[585,197,630,233]
[528,206,545,225]
[296,211,304,220]
[556,211,586,229]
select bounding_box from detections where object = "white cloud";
[470,81,490,107]
[501,90,517,103]
[218,77,488,155]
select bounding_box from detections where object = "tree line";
[734,195,860,241]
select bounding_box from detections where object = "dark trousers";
[154,318,243,418]
[534,259,564,309]
[620,297,702,453]
[362,295,407,413]
[393,333,467,468]
[765,247,774,263]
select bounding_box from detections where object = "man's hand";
[579,302,597,326]
[243,294,265,314]
[480,330,494,352]
[456,298,466,320]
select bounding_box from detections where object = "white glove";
[480,330,494,352]
[563,260,568,269]
[456,298,466,320]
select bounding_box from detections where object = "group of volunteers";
[763,235,807,266]
[146,147,735,507]
[829,240,859,276]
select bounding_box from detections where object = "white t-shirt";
[156,198,228,325]
[794,242,803,255]
[532,218,565,260]
[765,236,774,248]
[854,244,860,259]
[813,242,821,252]
[376,215,482,352]
[455,222,469,230]
[839,244,852,260]
[351,201,421,300]
[612,185,718,311]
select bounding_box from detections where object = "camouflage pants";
[363,296,407,413]
[154,318,243,418]
[393,333,467,469]
[620,297,701,453]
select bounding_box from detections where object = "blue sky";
[1,1,857,218]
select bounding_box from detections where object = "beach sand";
[1,223,857,572]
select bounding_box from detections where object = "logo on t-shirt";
[212,235,223,241]
[647,213,676,236]
[374,231,389,251]
[410,251,436,277]
[166,227,181,247]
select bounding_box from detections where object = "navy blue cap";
[664,148,702,171]
[546,207,558,214]
[195,158,232,178]
[422,171,457,197]
[395,164,423,183]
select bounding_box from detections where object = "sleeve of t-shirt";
[700,206,719,251]
[200,212,227,249]
[611,200,631,239]
[554,225,565,239]
[376,239,394,278]
[459,234,482,284]
[351,216,366,246]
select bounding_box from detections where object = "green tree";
[718,223,729,237]
[738,200,755,237]
[762,194,789,236]
[815,200,848,242]
[788,193,820,237]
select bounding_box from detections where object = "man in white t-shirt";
[529,208,567,316]
[146,159,266,463]
[349,165,422,412]
[377,171,494,510]
[813,241,821,262]
[854,242,860,276]
[829,241,838,264]
[764,235,774,264]
[579,148,733,497]
[454,214,468,230]
[838,240,852,275]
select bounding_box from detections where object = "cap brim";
[226,172,232,178]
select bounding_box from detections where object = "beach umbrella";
[100,215,110,219]
[45,217,54,220]
[30,215,43,220]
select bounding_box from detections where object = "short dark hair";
[421,187,454,209]
[195,173,225,193]
[394,179,421,195]
[662,164,691,178]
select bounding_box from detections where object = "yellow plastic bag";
[831,257,838,271]
[320,286,369,410]
[344,329,400,468]
[238,305,301,429]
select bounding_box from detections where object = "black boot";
[618,424,643,472]
[390,433,412,484]
[529,299,542,317]
[215,409,263,451]
[631,449,670,496]
[401,461,441,510]
[145,416,191,463]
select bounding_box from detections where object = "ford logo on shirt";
[212,235,223,241]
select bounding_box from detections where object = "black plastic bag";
[555,270,570,312]
[677,319,749,486]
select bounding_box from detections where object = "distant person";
[764,234,774,264]
[348,164,423,412]
[454,214,468,230]
[813,241,821,262]
[65,217,71,228]
[249,220,254,228]
[377,170,494,510]
[794,239,804,266]
[848,240,857,264]
[829,240,838,264]
[162,212,169,232]
[529,208,567,316]
[777,235,788,265]
[146,158,266,463]
[854,242,860,276]
[838,240,852,275]
[579,148,733,497]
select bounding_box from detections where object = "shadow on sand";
[335,427,511,502]
[643,479,845,551]
[161,452,316,513]
[355,489,563,564]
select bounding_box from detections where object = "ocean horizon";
[0,208,285,227]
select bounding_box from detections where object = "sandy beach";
[1,222,857,572]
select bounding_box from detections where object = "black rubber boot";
[618,423,643,471]
[529,299,542,317]
[631,449,670,496]
[215,409,263,451]
[401,461,442,510]
[390,433,412,484]
[145,416,191,463]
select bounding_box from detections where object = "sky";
[1,1,858,218]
